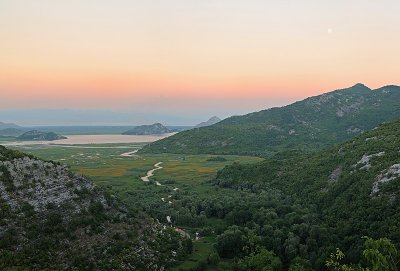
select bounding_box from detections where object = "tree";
[326,237,400,271]
[215,226,247,258]
[236,248,282,271]
[362,237,399,271]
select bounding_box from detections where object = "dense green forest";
[141,84,400,156]
[126,118,400,270]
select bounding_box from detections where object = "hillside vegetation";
[141,84,400,155]
[209,118,400,269]
[0,146,191,270]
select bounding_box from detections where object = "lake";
[1,133,175,146]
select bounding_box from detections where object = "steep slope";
[195,116,221,128]
[123,123,171,135]
[0,146,190,270]
[141,84,400,155]
[17,130,67,141]
[214,118,400,261]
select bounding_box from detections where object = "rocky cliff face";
[0,146,189,270]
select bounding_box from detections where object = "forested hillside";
[141,84,400,155]
[0,146,191,270]
[210,118,400,269]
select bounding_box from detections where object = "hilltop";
[0,146,191,270]
[140,84,400,155]
[123,123,171,135]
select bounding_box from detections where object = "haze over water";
[1,133,175,146]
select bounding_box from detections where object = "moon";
[328,28,333,34]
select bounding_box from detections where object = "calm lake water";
[1,133,175,146]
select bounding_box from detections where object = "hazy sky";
[1,1,399,124]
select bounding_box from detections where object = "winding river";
[141,162,163,183]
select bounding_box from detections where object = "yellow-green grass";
[11,144,262,189]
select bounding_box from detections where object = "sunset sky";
[1,1,399,125]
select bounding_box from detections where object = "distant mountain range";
[140,84,400,155]
[195,116,221,128]
[0,121,22,130]
[122,123,171,135]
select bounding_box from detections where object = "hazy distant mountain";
[0,128,24,136]
[140,84,400,155]
[0,108,234,126]
[0,121,22,130]
[122,123,171,135]
[195,116,221,128]
[17,130,67,141]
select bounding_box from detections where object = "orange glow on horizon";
[1,1,399,110]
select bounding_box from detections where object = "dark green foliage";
[207,118,400,269]
[141,84,400,155]
[207,156,228,162]
[215,226,252,258]
[236,248,282,271]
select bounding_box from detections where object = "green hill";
[211,118,400,267]
[0,146,191,270]
[140,84,400,155]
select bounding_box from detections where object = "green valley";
[7,116,400,270]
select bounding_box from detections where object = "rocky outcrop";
[0,146,190,270]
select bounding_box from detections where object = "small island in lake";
[122,123,171,135]
[17,130,67,141]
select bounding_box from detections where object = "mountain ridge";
[140,84,400,155]
[0,122,22,130]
